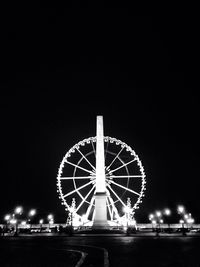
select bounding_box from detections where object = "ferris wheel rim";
[57,136,146,216]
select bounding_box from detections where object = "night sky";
[0,9,199,223]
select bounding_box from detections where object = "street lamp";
[177,205,185,214]
[28,209,36,230]
[187,217,194,225]
[47,214,53,221]
[47,214,54,230]
[68,207,74,227]
[29,209,36,217]
[14,206,23,235]
[124,205,132,228]
[179,219,184,228]
[186,215,194,230]
[4,214,11,222]
[149,214,154,220]
[149,214,155,231]
[155,211,162,230]
[15,206,23,215]
[163,208,171,229]
[10,219,17,225]
[156,211,162,218]
[164,208,171,216]
[39,219,44,232]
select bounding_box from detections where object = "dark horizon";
[0,11,199,223]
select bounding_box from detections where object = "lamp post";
[179,219,187,236]
[177,205,185,229]
[155,211,162,231]
[187,217,194,230]
[177,205,185,215]
[185,213,194,230]
[39,219,44,232]
[179,219,184,228]
[163,208,171,230]
[152,220,157,231]
[123,205,132,235]
[159,219,163,231]
[10,218,17,234]
[4,214,11,226]
[124,206,131,228]
[15,206,23,215]
[28,209,36,231]
[68,207,74,227]
[149,214,154,231]
[14,206,23,235]
[47,214,54,231]
[4,214,11,234]
[4,214,11,221]
[68,198,76,229]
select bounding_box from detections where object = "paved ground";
[0,233,200,267]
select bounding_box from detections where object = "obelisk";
[93,115,108,228]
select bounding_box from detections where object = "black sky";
[0,9,199,223]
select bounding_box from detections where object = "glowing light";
[160,219,163,224]
[149,214,154,220]
[21,221,27,226]
[187,218,194,224]
[179,219,184,224]
[152,220,156,225]
[177,205,185,214]
[164,208,171,216]
[184,214,189,220]
[15,206,23,214]
[10,219,17,224]
[47,214,53,220]
[68,207,75,213]
[49,220,54,225]
[156,211,161,217]
[29,209,36,216]
[82,214,88,224]
[123,206,132,214]
[4,214,11,221]
[39,219,44,224]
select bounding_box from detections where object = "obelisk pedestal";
[93,116,109,228]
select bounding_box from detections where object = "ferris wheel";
[56,135,146,226]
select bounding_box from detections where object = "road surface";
[0,233,200,266]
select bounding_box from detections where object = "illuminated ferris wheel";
[56,133,146,226]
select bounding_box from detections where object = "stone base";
[92,192,109,229]
[92,222,110,229]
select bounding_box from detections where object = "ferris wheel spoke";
[104,141,109,160]
[59,176,93,180]
[76,148,96,171]
[65,160,94,175]
[107,158,136,174]
[63,180,93,198]
[108,195,120,219]
[107,184,127,208]
[91,140,96,158]
[108,175,144,179]
[106,146,124,170]
[92,206,95,221]
[85,197,95,219]
[106,198,112,220]
[75,185,95,213]
[109,180,140,196]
